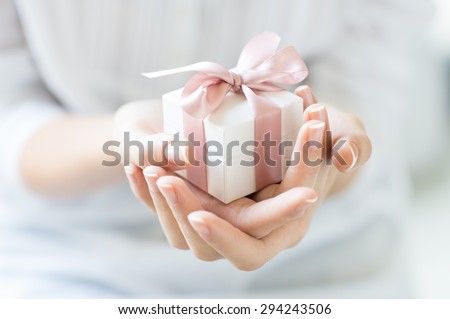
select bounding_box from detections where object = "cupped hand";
[123,86,372,270]
[113,99,190,169]
[114,99,190,210]
[126,163,317,270]
[254,85,372,202]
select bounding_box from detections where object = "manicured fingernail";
[305,193,319,204]
[306,104,326,122]
[125,165,137,185]
[296,86,317,107]
[346,141,359,172]
[307,104,325,113]
[157,183,178,204]
[124,165,135,174]
[307,121,325,141]
[188,214,210,239]
[144,171,160,193]
[294,193,318,216]
[303,91,316,107]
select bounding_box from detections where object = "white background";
[407,0,450,298]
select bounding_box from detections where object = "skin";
[123,86,372,270]
[19,85,371,270]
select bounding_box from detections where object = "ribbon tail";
[143,61,230,79]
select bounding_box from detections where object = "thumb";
[123,131,192,170]
[331,132,372,173]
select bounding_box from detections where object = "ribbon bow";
[144,32,308,119]
[144,32,308,195]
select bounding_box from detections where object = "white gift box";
[163,88,303,203]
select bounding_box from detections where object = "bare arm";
[19,115,124,197]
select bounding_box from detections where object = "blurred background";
[0,0,448,298]
[407,0,450,298]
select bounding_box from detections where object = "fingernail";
[303,91,316,107]
[296,86,317,107]
[188,214,210,239]
[306,104,326,122]
[305,193,319,204]
[294,193,318,216]
[346,141,359,172]
[307,121,325,141]
[144,171,160,193]
[157,183,178,204]
[125,165,137,185]
[124,165,135,174]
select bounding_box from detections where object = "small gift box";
[144,32,308,203]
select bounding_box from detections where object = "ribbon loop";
[143,32,308,119]
[143,32,309,197]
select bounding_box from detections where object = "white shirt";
[0,0,432,297]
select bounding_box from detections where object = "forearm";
[19,114,124,197]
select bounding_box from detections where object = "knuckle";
[192,248,220,262]
[169,238,189,250]
[235,259,265,272]
[235,252,268,272]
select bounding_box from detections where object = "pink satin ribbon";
[144,32,308,194]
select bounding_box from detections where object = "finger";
[164,139,193,170]
[331,132,372,173]
[278,120,326,194]
[187,211,295,271]
[124,132,192,170]
[252,120,325,202]
[323,106,371,172]
[233,187,318,238]
[294,85,318,110]
[303,104,330,130]
[264,213,312,251]
[116,100,197,170]
[124,163,155,211]
[174,176,235,216]
[143,166,188,250]
[157,175,222,261]
[248,184,278,203]
[177,182,315,239]
[300,104,332,196]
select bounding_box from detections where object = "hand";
[255,85,372,202]
[113,99,191,169]
[126,163,318,270]
[124,87,372,270]
[114,99,190,210]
